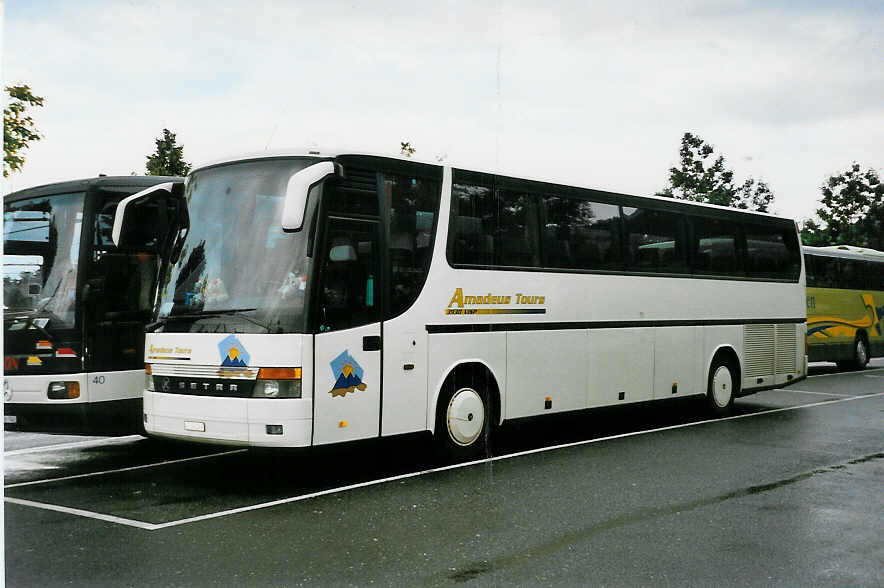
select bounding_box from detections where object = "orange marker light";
[338,421,348,428]
[257,367,302,380]
[67,382,80,399]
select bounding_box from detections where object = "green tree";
[801,163,883,249]
[3,85,45,178]
[146,128,191,176]
[657,132,774,212]
[400,141,415,157]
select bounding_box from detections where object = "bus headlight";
[253,367,302,398]
[47,381,80,399]
[252,380,301,398]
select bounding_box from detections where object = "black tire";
[837,336,870,371]
[706,356,737,416]
[851,336,870,370]
[434,370,493,463]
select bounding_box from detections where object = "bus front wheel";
[706,357,736,416]
[434,374,492,463]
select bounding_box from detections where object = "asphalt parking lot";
[4,360,883,587]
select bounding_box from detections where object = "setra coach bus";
[4,175,185,432]
[122,151,807,460]
[803,244,884,369]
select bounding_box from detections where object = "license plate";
[4,415,18,424]
[184,420,205,432]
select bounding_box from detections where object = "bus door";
[313,216,383,445]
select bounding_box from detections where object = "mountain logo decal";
[218,334,250,367]
[329,350,367,397]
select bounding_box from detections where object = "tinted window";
[385,173,441,317]
[745,224,800,280]
[804,254,815,286]
[692,217,742,276]
[317,217,381,332]
[326,167,379,216]
[543,196,622,271]
[451,181,495,266]
[496,189,540,267]
[841,260,865,290]
[810,255,839,288]
[623,207,687,274]
[870,261,884,290]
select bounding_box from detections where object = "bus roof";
[803,244,884,261]
[191,148,796,223]
[4,175,183,203]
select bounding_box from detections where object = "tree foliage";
[146,128,192,176]
[657,132,774,212]
[801,163,883,249]
[3,85,45,178]
[400,141,415,157]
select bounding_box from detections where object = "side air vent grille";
[743,324,775,378]
[775,323,798,373]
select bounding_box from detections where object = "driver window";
[317,217,381,332]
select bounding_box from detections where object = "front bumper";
[143,390,313,447]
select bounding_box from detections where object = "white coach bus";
[117,151,807,460]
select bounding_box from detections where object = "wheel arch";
[705,344,742,396]
[428,359,503,435]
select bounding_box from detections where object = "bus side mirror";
[112,181,187,249]
[281,162,338,232]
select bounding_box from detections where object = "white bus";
[4,176,185,433]
[120,151,807,460]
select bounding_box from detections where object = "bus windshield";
[156,158,320,334]
[3,192,85,328]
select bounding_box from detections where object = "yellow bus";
[803,245,884,369]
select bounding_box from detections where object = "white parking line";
[7,391,882,531]
[783,389,851,397]
[4,449,248,489]
[4,435,144,456]
[807,367,884,379]
[4,497,159,530]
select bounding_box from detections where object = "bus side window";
[451,181,495,266]
[845,259,867,290]
[804,254,815,286]
[495,188,540,268]
[384,173,441,318]
[872,261,884,291]
[692,217,742,277]
[745,224,801,281]
[623,207,687,274]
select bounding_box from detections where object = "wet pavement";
[4,360,883,586]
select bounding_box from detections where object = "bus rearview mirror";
[112,181,186,249]
[281,161,337,231]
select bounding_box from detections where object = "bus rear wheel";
[706,357,736,416]
[839,336,869,371]
[434,375,492,463]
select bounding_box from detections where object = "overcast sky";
[3,0,882,221]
